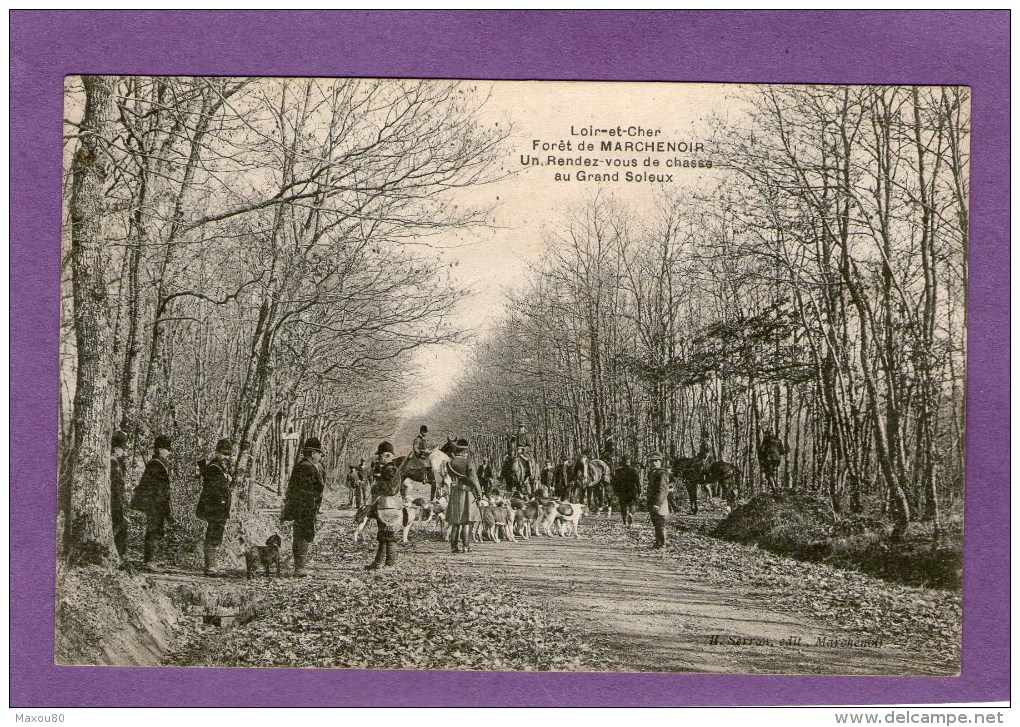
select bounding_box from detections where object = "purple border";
[10,10,1009,707]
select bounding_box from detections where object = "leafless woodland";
[61,79,967,565]
[430,86,969,539]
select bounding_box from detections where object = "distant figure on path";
[347,465,364,508]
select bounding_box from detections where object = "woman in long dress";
[445,439,482,553]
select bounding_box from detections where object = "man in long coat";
[110,431,129,560]
[646,452,670,549]
[281,436,325,577]
[130,435,173,570]
[446,438,483,553]
[613,454,641,527]
[196,438,234,576]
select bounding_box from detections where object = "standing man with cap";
[613,454,641,528]
[365,441,402,570]
[646,451,671,549]
[446,438,483,554]
[196,438,234,576]
[109,431,130,561]
[130,435,174,570]
[281,436,326,577]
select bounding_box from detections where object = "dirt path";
[358,512,945,675]
[145,509,955,675]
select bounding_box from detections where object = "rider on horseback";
[411,425,433,490]
[512,423,535,483]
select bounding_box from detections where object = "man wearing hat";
[512,423,536,484]
[109,431,130,560]
[412,425,431,460]
[613,454,641,528]
[410,425,434,499]
[646,451,671,549]
[281,436,326,577]
[365,442,402,570]
[446,438,483,553]
[196,438,234,576]
[130,435,174,570]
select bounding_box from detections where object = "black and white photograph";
[57,76,968,676]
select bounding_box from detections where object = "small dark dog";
[243,534,282,579]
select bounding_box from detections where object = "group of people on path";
[108,421,789,577]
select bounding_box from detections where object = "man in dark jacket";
[110,431,129,560]
[281,436,325,577]
[196,438,234,576]
[613,454,641,527]
[130,435,173,570]
[645,452,670,549]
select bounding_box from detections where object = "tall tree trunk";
[68,74,118,565]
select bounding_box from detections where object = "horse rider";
[512,423,535,483]
[601,428,616,468]
[757,428,788,493]
[411,424,436,497]
[412,425,430,461]
[446,438,483,554]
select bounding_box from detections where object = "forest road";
[357,511,941,675]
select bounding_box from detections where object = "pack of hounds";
[352,491,587,546]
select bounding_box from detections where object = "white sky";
[401,81,744,422]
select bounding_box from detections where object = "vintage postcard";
[55,76,968,678]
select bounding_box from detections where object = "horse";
[672,454,740,514]
[393,448,452,501]
[705,460,741,508]
[570,455,611,513]
[501,454,532,494]
[671,453,711,515]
